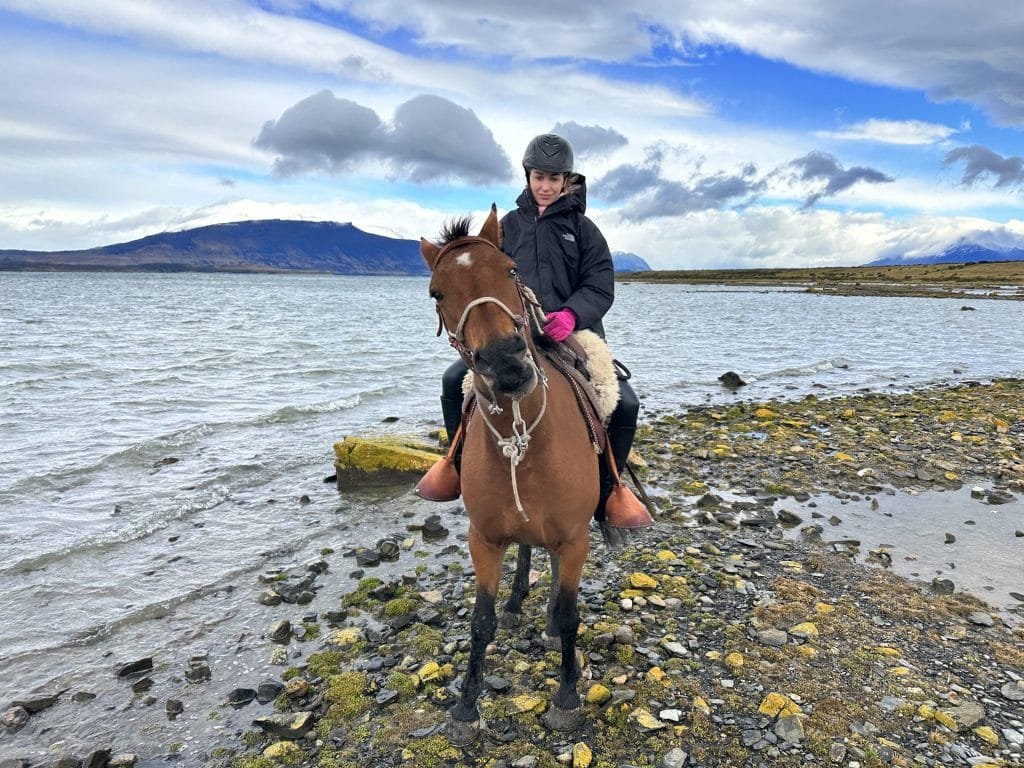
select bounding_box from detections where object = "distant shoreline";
[619,259,1024,300]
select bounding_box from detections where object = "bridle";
[431,236,550,520]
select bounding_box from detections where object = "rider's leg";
[441,359,469,457]
[413,360,468,502]
[607,379,639,474]
[598,379,652,530]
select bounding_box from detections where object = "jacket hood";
[516,173,588,215]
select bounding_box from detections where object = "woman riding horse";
[419,133,646,529]
[420,207,631,743]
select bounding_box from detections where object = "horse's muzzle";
[473,335,536,398]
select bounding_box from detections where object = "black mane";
[436,216,473,246]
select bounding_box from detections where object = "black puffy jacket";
[499,175,614,338]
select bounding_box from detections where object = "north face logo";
[561,233,576,242]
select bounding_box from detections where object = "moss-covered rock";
[332,435,441,488]
[261,741,304,765]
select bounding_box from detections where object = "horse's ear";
[478,203,501,248]
[420,237,441,271]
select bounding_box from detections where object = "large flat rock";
[333,435,442,489]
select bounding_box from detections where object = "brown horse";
[421,206,600,744]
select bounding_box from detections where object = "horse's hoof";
[543,704,584,732]
[499,611,522,629]
[541,631,562,652]
[444,713,481,746]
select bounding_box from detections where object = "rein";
[433,237,551,521]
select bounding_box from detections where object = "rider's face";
[529,170,566,208]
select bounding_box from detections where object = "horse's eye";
[508,267,518,279]
[429,290,443,302]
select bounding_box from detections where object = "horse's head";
[422,205,538,400]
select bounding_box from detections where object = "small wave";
[261,393,370,424]
[766,358,848,378]
[0,488,232,576]
[0,421,217,498]
[0,563,262,664]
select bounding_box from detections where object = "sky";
[2,1,1024,269]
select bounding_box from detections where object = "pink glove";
[543,309,576,342]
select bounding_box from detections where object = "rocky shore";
[4,381,1022,768]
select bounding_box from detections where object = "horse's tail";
[598,521,635,549]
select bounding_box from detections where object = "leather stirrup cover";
[603,484,654,529]
[414,456,461,501]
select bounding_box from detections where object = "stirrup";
[603,483,654,529]
[414,456,460,501]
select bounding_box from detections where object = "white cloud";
[260,2,1024,125]
[817,119,959,145]
[598,206,1024,270]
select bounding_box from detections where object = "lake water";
[1,272,1022,761]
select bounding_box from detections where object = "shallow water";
[1,272,1023,760]
[779,488,1024,617]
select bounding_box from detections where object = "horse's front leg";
[543,535,588,732]
[543,554,561,649]
[446,534,503,745]
[500,544,531,628]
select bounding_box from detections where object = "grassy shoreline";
[619,260,1024,300]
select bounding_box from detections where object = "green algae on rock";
[332,435,442,488]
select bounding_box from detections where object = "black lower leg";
[545,557,561,637]
[452,591,496,722]
[503,545,531,615]
[551,587,581,710]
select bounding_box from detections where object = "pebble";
[662,747,688,768]
[355,549,381,567]
[0,706,29,732]
[115,657,153,678]
[227,688,257,708]
[164,699,183,718]
[421,515,450,540]
[257,680,284,703]
[757,629,788,647]
[268,620,292,642]
[1001,681,1024,702]
[659,639,688,657]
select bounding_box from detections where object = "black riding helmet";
[522,133,574,175]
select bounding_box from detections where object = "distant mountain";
[1,220,652,275]
[868,241,1024,266]
[0,220,428,275]
[612,251,651,272]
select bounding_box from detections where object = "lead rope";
[473,364,547,521]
